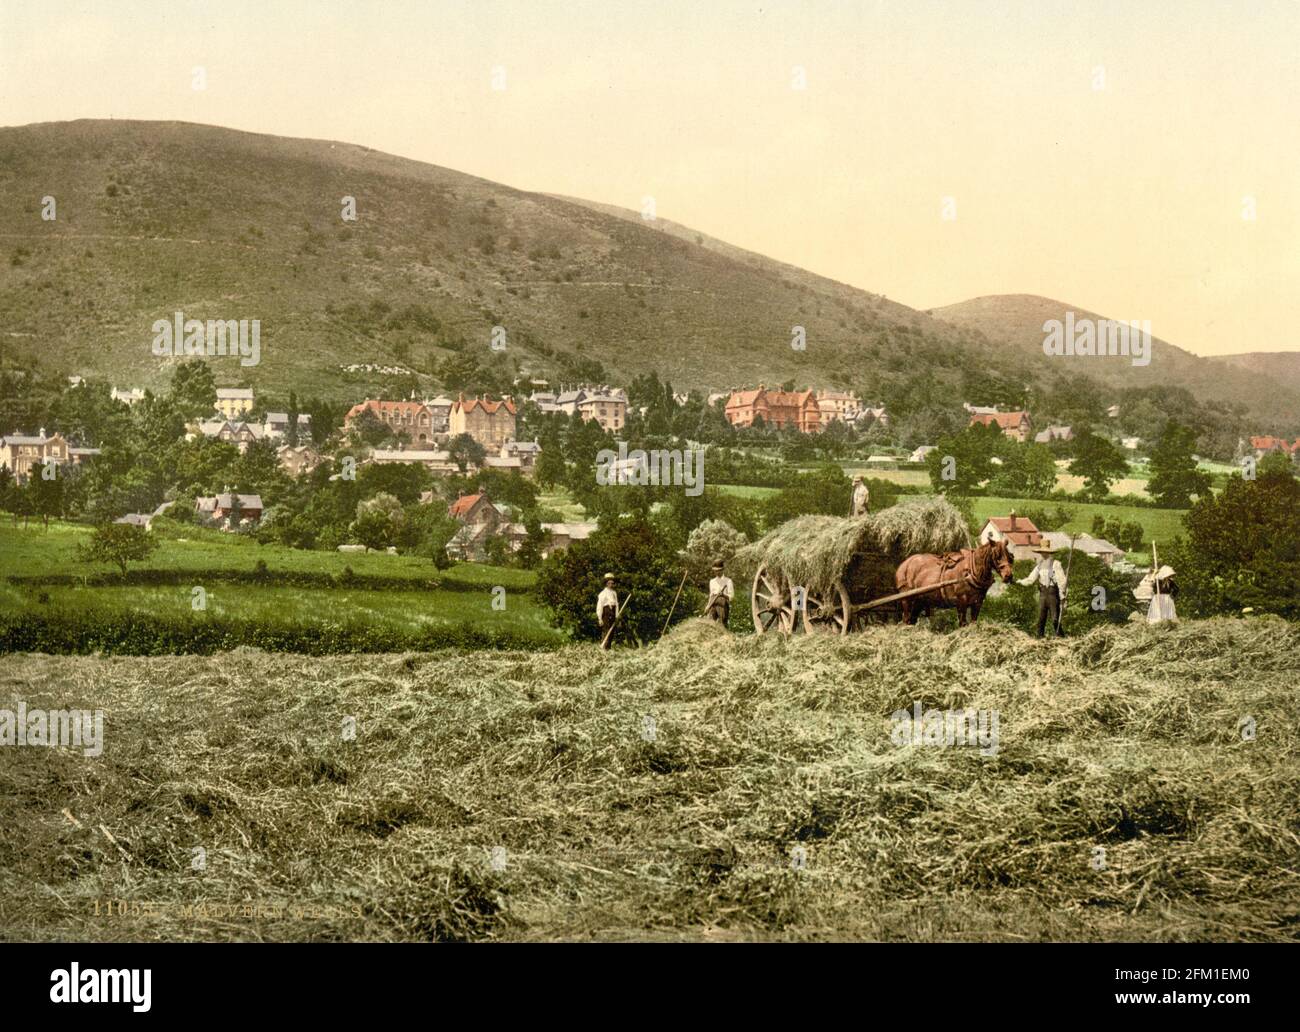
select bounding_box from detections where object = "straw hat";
[603,572,615,582]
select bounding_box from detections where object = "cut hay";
[736,496,970,593]
[1,617,1297,941]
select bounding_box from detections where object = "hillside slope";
[930,294,1300,426]
[2,120,1295,426]
[0,120,998,403]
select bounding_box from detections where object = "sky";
[2,0,1297,357]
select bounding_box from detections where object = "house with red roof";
[446,491,508,561]
[724,385,822,433]
[969,410,1032,443]
[1249,435,1299,459]
[449,395,517,450]
[345,399,437,442]
[977,510,1042,561]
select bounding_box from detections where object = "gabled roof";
[215,388,254,399]
[971,411,1029,429]
[453,395,517,416]
[448,492,487,518]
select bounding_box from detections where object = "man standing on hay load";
[850,475,870,516]
[597,573,619,649]
[704,560,734,626]
[1019,543,1067,637]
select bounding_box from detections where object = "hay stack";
[736,497,969,593]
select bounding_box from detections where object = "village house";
[854,405,890,429]
[0,430,69,482]
[423,396,454,433]
[503,519,598,559]
[550,386,628,431]
[1034,425,1074,444]
[111,386,145,406]
[68,446,101,465]
[575,389,627,432]
[277,444,322,477]
[725,385,822,433]
[195,492,264,526]
[196,419,265,453]
[215,387,255,419]
[816,389,862,424]
[1038,531,1126,566]
[112,502,174,532]
[528,390,561,415]
[368,446,460,475]
[1249,435,1299,459]
[262,412,312,440]
[345,399,438,442]
[446,491,509,561]
[909,445,938,463]
[449,395,517,451]
[499,439,541,472]
[978,511,1043,560]
[970,410,1032,443]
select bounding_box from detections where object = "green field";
[713,483,781,499]
[0,522,562,650]
[968,497,1189,560]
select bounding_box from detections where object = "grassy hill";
[930,294,1300,427]
[0,119,1007,405]
[3,617,1295,941]
[7,119,1295,430]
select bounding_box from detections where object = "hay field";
[2,618,1297,942]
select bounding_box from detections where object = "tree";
[760,464,854,527]
[1168,469,1300,618]
[1068,431,1129,501]
[448,432,486,473]
[1147,423,1211,508]
[26,465,66,529]
[682,518,749,581]
[988,441,1057,497]
[925,424,1001,495]
[169,359,217,419]
[351,492,405,549]
[78,523,159,575]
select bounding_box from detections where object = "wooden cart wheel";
[800,580,852,635]
[751,563,795,635]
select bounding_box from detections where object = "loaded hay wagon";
[737,497,970,635]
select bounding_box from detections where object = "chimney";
[1009,509,1017,529]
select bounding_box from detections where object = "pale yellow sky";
[2,0,1297,356]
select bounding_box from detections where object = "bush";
[536,516,693,644]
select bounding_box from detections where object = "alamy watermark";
[596,443,704,496]
[1042,311,1151,367]
[889,702,999,756]
[1,703,104,757]
[152,310,261,367]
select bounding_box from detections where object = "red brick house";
[725,386,822,433]
[345,399,437,442]
[449,395,518,450]
[195,492,264,526]
[969,411,1032,443]
[977,511,1042,560]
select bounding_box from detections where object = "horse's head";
[993,540,1015,583]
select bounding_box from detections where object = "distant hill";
[930,294,1300,427]
[1209,352,1300,402]
[0,120,1295,429]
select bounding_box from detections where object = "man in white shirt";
[597,573,619,648]
[705,560,735,626]
[1018,543,1067,637]
[850,475,870,517]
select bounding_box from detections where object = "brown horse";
[894,539,1015,626]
